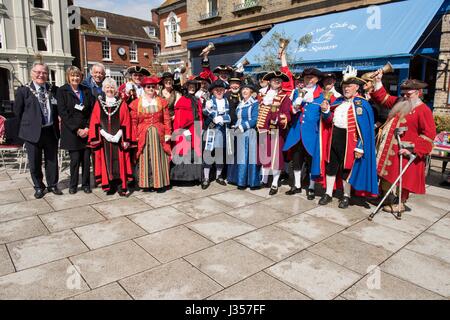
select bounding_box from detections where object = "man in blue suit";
[283,68,324,200]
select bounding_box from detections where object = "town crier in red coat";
[370,71,436,214]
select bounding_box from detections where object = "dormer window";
[95,17,107,29]
[144,26,156,38]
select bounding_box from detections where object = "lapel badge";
[356,107,363,115]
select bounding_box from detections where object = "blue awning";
[188,32,255,50]
[238,0,445,71]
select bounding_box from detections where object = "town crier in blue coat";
[283,68,324,200]
[319,66,378,209]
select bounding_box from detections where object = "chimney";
[151,8,159,24]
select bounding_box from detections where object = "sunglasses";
[145,85,156,89]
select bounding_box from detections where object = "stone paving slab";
[7,230,89,271]
[0,259,89,300]
[171,197,232,219]
[91,198,152,219]
[304,205,367,227]
[70,241,160,289]
[382,249,450,298]
[405,232,450,265]
[185,240,273,288]
[0,245,15,277]
[210,190,265,209]
[0,178,32,190]
[0,190,25,206]
[45,192,103,211]
[342,220,415,252]
[235,225,313,262]
[73,217,147,250]
[120,259,223,300]
[173,184,225,199]
[39,206,105,233]
[226,203,293,228]
[0,200,53,223]
[267,251,361,300]
[260,195,318,215]
[342,271,445,300]
[186,213,256,244]
[369,212,434,236]
[408,194,450,212]
[210,272,310,300]
[308,234,392,275]
[0,216,49,244]
[69,282,132,300]
[134,226,213,263]
[276,214,345,243]
[426,217,450,240]
[135,190,192,208]
[129,206,194,234]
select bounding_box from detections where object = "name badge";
[75,104,85,111]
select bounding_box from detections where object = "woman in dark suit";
[57,66,94,194]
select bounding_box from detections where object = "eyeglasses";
[33,71,48,76]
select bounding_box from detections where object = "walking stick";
[368,153,416,221]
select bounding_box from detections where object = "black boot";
[269,186,279,196]
[216,178,227,186]
[339,196,350,209]
[201,180,210,190]
[286,187,301,195]
[318,194,332,206]
[306,189,315,201]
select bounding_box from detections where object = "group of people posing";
[14,49,436,214]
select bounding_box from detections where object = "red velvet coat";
[370,86,436,194]
[172,96,204,157]
[129,96,172,159]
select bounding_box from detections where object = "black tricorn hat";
[400,79,428,90]
[159,72,174,84]
[257,72,268,81]
[126,66,150,76]
[322,72,337,81]
[240,77,257,92]
[301,68,323,79]
[229,71,243,83]
[213,65,233,74]
[209,79,229,92]
[341,77,367,87]
[263,71,290,82]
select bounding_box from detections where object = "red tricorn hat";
[141,76,161,86]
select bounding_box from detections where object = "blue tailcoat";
[227,97,260,188]
[324,96,378,196]
[203,96,231,150]
[283,86,324,178]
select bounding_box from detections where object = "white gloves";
[165,135,171,142]
[342,65,358,82]
[213,116,224,125]
[101,129,122,143]
[183,130,192,137]
[100,129,114,142]
[294,97,303,106]
[205,100,213,111]
[238,125,244,133]
[125,82,135,94]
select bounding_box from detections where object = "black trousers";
[326,127,351,179]
[69,148,91,189]
[25,127,59,191]
[291,141,313,187]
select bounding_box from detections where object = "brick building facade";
[70,7,160,85]
[152,0,189,74]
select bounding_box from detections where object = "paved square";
[0,167,448,300]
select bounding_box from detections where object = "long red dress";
[88,99,134,191]
[129,96,172,189]
[370,86,436,195]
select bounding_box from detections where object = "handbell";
[278,38,290,59]
[200,42,215,56]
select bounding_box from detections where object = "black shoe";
[286,187,301,195]
[106,189,116,196]
[269,186,278,196]
[69,188,78,195]
[118,190,129,197]
[201,181,210,190]
[237,186,247,190]
[307,189,316,201]
[48,187,63,196]
[34,189,45,199]
[318,194,333,206]
[216,178,227,186]
[83,187,92,194]
[339,196,350,209]
[260,182,269,189]
[250,186,261,191]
